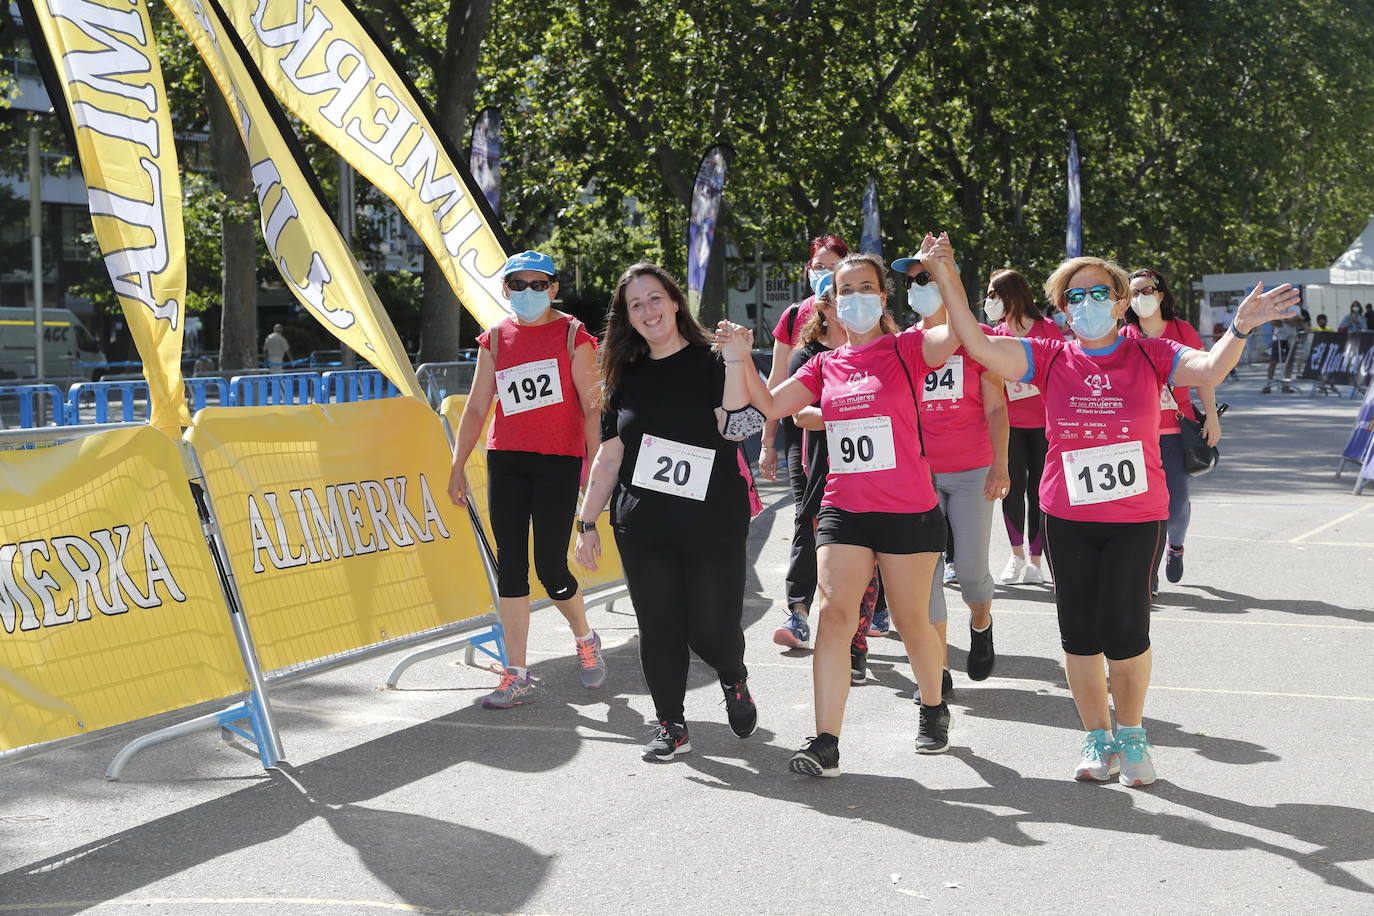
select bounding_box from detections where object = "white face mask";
[983,297,1005,322]
[1131,293,1160,318]
[908,282,943,318]
[808,268,832,295]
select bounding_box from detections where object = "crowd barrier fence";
[0,383,66,429]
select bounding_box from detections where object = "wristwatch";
[576,519,597,534]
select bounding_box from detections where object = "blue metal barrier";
[186,377,230,412]
[322,370,401,403]
[0,384,68,428]
[229,372,324,407]
[66,380,150,424]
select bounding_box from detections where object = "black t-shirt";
[602,343,747,534]
[789,339,833,513]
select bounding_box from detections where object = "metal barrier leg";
[106,695,274,780]
[386,620,508,688]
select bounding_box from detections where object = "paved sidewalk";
[2,366,1372,915]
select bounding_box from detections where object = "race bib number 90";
[496,358,563,416]
[923,355,964,402]
[1005,379,1040,402]
[1062,440,1148,506]
[632,435,716,501]
[825,416,897,474]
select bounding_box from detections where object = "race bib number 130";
[1062,441,1148,506]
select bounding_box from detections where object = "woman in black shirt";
[575,263,763,761]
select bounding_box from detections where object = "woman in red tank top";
[448,250,606,710]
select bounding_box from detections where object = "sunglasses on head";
[506,277,554,292]
[899,271,932,290]
[1065,285,1113,305]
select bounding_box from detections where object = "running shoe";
[1000,555,1025,584]
[575,631,607,689]
[850,645,867,685]
[1116,726,1157,787]
[789,734,841,777]
[1261,384,1273,394]
[1165,547,1184,584]
[643,721,690,761]
[1020,562,1044,585]
[1074,728,1120,782]
[1282,384,1297,393]
[912,668,955,705]
[481,667,536,708]
[967,621,995,681]
[868,608,891,637]
[943,564,958,585]
[722,680,758,738]
[915,701,952,754]
[772,609,811,648]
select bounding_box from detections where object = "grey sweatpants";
[928,465,997,621]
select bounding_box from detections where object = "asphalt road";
[3,365,1373,915]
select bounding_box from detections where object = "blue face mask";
[1068,298,1119,340]
[836,292,884,334]
[809,268,833,296]
[1051,310,1068,328]
[509,288,551,322]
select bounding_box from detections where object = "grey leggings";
[1158,433,1191,548]
[927,465,997,620]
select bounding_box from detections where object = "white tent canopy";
[1331,216,1374,284]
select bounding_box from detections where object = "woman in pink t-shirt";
[988,270,1061,585]
[1120,268,1220,593]
[942,244,1300,788]
[722,247,963,776]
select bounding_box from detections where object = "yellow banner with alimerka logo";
[21,0,189,434]
[222,0,512,330]
[0,427,246,751]
[186,398,492,673]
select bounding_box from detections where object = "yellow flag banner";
[20,0,189,433]
[221,0,512,330]
[162,0,423,400]
[0,428,247,751]
[185,398,492,672]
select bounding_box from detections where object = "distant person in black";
[574,262,764,762]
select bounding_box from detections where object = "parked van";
[0,307,106,380]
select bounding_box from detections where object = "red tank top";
[478,315,597,457]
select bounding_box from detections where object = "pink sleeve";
[792,352,824,396]
[477,328,492,350]
[1027,337,1063,390]
[1177,320,1204,349]
[1143,337,1188,387]
[897,327,929,377]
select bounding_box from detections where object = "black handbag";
[1176,401,1226,477]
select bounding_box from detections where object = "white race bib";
[1159,385,1178,411]
[632,435,715,501]
[825,416,897,474]
[1005,379,1040,402]
[1062,441,1149,506]
[922,355,965,402]
[496,358,563,416]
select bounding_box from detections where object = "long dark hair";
[1125,268,1179,323]
[989,269,1041,326]
[598,262,709,407]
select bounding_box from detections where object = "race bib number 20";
[632,435,715,501]
[1062,441,1148,506]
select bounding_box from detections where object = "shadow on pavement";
[1158,585,1374,624]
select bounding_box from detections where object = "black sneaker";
[967,621,995,681]
[789,734,841,777]
[1261,384,1272,394]
[916,702,951,754]
[643,721,690,761]
[722,680,758,738]
[1165,546,1184,584]
[913,668,955,704]
[850,645,867,685]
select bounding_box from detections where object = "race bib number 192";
[1062,440,1149,506]
[496,358,563,416]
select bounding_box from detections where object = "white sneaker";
[1074,729,1120,782]
[1116,727,1157,787]
[1020,562,1044,585]
[999,556,1026,584]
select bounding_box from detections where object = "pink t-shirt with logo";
[1020,335,1191,523]
[992,317,1062,428]
[773,296,816,347]
[919,324,995,474]
[793,329,938,514]
[1119,319,1203,434]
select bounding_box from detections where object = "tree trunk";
[419,254,463,360]
[207,81,257,370]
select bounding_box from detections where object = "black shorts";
[815,505,946,555]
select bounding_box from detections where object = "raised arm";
[923,233,1029,382]
[720,322,819,421]
[1172,282,1302,387]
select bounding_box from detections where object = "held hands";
[919,232,958,279]
[983,462,1011,502]
[1235,282,1301,334]
[713,320,755,360]
[574,530,601,571]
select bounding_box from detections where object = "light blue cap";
[814,272,835,299]
[501,250,556,277]
[891,255,924,274]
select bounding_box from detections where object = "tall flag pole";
[470,107,501,220]
[220,0,512,329]
[164,0,421,399]
[860,176,883,258]
[1066,129,1083,258]
[19,0,190,434]
[687,144,730,317]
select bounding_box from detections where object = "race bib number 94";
[497,358,563,416]
[923,355,965,402]
[1062,441,1148,506]
[632,435,715,501]
[825,416,897,474]
[1005,379,1040,402]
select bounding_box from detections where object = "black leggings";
[1043,515,1163,660]
[487,450,582,600]
[617,514,749,724]
[1004,426,1048,556]
[784,432,818,610]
